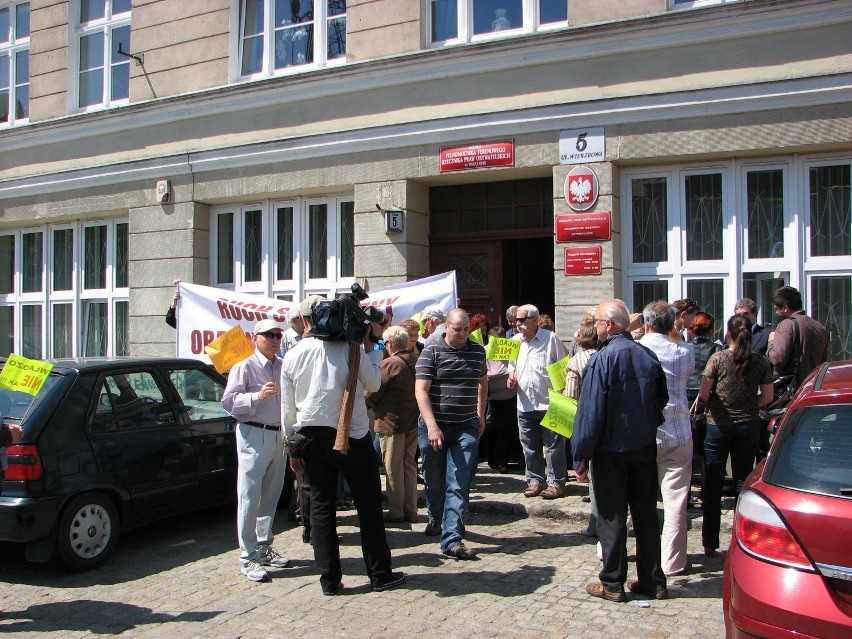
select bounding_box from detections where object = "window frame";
[429,0,568,48]
[0,0,30,127]
[210,196,354,302]
[231,0,347,82]
[70,0,132,113]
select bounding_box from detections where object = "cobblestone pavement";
[0,465,731,639]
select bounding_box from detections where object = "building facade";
[1,0,850,360]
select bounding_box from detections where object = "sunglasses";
[258,331,283,340]
[515,316,534,323]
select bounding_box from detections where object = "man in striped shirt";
[415,308,487,560]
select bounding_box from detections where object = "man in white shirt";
[639,301,695,577]
[281,297,404,596]
[279,307,304,357]
[508,304,568,499]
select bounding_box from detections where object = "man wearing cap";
[422,307,447,347]
[222,319,290,582]
[279,307,305,357]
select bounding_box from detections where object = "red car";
[723,360,852,638]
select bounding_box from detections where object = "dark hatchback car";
[0,358,237,571]
[723,360,852,638]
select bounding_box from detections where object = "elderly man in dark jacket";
[572,299,669,603]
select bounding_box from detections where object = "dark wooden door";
[431,241,502,327]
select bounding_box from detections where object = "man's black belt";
[244,421,281,431]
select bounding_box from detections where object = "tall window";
[0,219,128,358]
[75,0,131,110]
[431,0,567,45]
[238,0,346,78]
[212,197,354,301]
[0,1,29,126]
[623,157,851,358]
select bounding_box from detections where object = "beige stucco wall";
[347,0,424,61]
[28,0,70,122]
[570,0,666,26]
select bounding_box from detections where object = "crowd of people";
[213,283,829,603]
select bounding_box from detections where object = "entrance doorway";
[429,176,556,331]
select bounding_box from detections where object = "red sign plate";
[564,246,603,276]
[439,139,515,172]
[564,165,599,211]
[555,211,612,243]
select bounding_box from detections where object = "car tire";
[57,492,120,572]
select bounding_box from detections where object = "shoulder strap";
[394,353,417,377]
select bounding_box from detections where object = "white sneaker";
[241,560,269,582]
[256,545,290,568]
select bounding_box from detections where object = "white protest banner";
[175,271,458,363]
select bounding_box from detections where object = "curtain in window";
[84,300,107,356]
[431,0,458,41]
[52,303,73,358]
[21,304,41,359]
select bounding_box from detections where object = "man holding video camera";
[281,289,405,596]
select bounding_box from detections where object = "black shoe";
[442,541,477,560]
[628,580,669,600]
[578,528,597,538]
[372,571,406,592]
[322,581,344,596]
[302,526,311,544]
[424,521,441,537]
[497,464,510,474]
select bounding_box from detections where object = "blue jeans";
[702,419,760,551]
[418,416,479,551]
[518,410,567,487]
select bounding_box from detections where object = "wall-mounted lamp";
[156,180,171,204]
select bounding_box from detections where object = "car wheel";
[57,492,120,572]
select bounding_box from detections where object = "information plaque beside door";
[564,246,603,276]
[555,212,611,242]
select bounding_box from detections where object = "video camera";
[310,283,385,342]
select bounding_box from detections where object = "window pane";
[0,9,8,45]
[686,279,724,342]
[473,0,521,35]
[53,228,74,291]
[241,0,264,78]
[15,50,28,119]
[110,25,130,101]
[21,304,41,359]
[0,234,14,294]
[0,54,8,123]
[52,303,73,358]
[169,368,228,418]
[79,32,104,108]
[112,0,131,16]
[632,177,668,263]
[80,0,104,23]
[16,3,29,38]
[811,275,851,361]
[308,203,328,279]
[685,173,723,261]
[84,225,107,289]
[0,306,12,358]
[431,0,457,41]
[276,206,293,281]
[340,201,354,278]
[328,0,346,17]
[632,281,668,314]
[115,222,128,288]
[809,165,851,257]
[115,300,128,356]
[244,209,262,282]
[217,213,234,284]
[747,169,784,259]
[540,0,567,24]
[21,231,42,293]
[84,300,107,356]
[275,23,314,68]
[327,16,345,59]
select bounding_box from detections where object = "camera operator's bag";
[759,316,801,420]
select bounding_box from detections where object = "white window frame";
[70,0,132,113]
[0,218,127,359]
[670,0,746,10]
[210,196,355,301]
[430,0,568,48]
[0,0,29,127]
[230,0,347,82]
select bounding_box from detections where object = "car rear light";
[734,490,815,571]
[4,444,44,481]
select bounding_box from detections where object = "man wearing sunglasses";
[222,319,290,582]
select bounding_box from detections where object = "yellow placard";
[0,354,54,397]
[486,337,521,361]
[469,328,484,346]
[410,311,426,336]
[540,390,578,439]
[204,325,254,374]
[545,354,571,392]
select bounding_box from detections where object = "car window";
[90,371,177,431]
[764,404,852,498]
[0,376,62,421]
[168,368,230,422]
